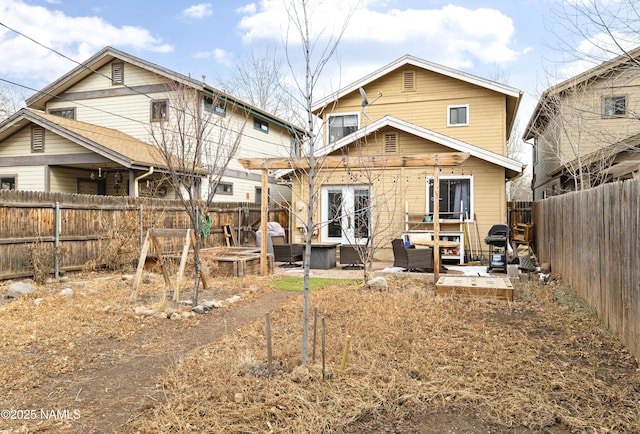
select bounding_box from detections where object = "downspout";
[134,167,154,197]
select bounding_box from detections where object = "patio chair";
[273,243,304,267]
[391,239,433,272]
[340,244,364,269]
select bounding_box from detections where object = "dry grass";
[129,278,640,433]
[0,270,275,402]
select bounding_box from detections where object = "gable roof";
[311,54,523,137]
[25,46,304,135]
[524,46,640,141]
[277,115,523,180]
[0,108,185,171]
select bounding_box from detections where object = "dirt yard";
[0,265,638,433]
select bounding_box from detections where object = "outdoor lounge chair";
[392,239,433,271]
[273,243,304,267]
[340,244,364,269]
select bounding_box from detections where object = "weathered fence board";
[0,190,288,280]
[534,178,640,361]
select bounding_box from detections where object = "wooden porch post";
[433,166,440,282]
[260,168,268,276]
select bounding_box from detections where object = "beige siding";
[48,92,169,141]
[10,166,45,191]
[289,152,506,260]
[323,65,508,155]
[66,62,169,93]
[544,68,640,169]
[0,125,91,156]
[0,127,31,157]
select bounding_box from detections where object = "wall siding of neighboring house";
[5,166,44,191]
[527,51,640,199]
[7,47,303,201]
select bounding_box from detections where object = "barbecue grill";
[484,224,508,273]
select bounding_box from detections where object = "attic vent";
[31,125,44,153]
[402,71,415,91]
[111,62,124,85]
[384,133,397,153]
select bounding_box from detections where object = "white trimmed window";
[216,182,233,195]
[426,176,473,219]
[328,113,358,143]
[447,104,469,126]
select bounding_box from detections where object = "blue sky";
[0,0,620,151]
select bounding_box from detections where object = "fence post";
[54,201,60,279]
[139,205,144,256]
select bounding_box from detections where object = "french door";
[321,186,370,244]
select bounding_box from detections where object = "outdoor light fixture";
[114,171,123,192]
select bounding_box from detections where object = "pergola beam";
[241,152,471,279]
[239,152,469,170]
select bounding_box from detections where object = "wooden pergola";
[238,152,470,281]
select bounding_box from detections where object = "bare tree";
[337,138,408,284]
[217,47,295,122]
[529,0,640,196]
[282,0,357,365]
[506,120,532,201]
[149,82,246,305]
[0,83,24,121]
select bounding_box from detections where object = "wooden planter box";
[435,276,514,301]
[212,248,274,277]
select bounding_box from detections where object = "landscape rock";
[366,276,388,291]
[290,365,311,383]
[134,306,157,316]
[193,305,210,314]
[7,282,35,298]
[225,295,241,304]
[121,275,134,281]
[169,312,181,320]
[202,299,224,309]
[59,287,74,298]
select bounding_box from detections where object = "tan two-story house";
[524,47,640,199]
[280,55,524,261]
[0,46,303,201]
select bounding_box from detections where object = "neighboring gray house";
[524,47,640,199]
[0,46,304,201]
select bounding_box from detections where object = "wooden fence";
[0,190,288,280]
[533,179,640,360]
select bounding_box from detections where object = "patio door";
[321,186,370,244]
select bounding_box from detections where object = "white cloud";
[237,1,521,69]
[236,3,256,14]
[556,31,640,81]
[233,1,528,103]
[193,48,233,66]
[0,0,172,86]
[182,3,213,19]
